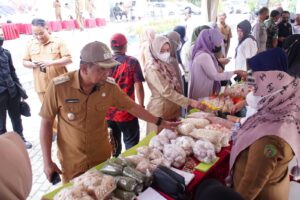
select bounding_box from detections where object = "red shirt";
[106,53,145,122]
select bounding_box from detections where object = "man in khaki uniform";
[53,0,62,21]
[23,18,72,102]
[217,12,232,57]
[233,136,293,200]
[39,41,179,183]
[23,18,72,133]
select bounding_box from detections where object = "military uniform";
[264,19,279,49]
[233,135,293,200]
[23,36,71,101]
[39,71,136,182]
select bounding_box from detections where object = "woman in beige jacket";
[144,36,202,133]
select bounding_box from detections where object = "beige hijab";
[0,132,32,200]
[146,36,182,93]
[139,28,156,68]
[166,31,184,91]
[166,31,181,58]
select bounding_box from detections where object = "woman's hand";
[230,100,246,114]
[188,99,206,110]
[234,70,247,81]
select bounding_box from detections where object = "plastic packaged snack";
[123,166,145,184]
[115,176,138,192]
[114,189,136,200]
[100,163,123,176]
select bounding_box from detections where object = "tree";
[187,0,201,7]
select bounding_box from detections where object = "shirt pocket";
[30,45,41,55]
[61,103,82,121]
[95,103,110,112]
[49,44,60,56]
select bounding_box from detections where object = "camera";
[40,65,46,73]
[50,172,61,185]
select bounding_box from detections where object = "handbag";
[15,82,28,99]
[151,165,190,200]
[20,99,31,117]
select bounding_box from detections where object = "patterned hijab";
[146,36,182,93]
[230,49,300,170]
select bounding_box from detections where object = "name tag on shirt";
[65,98,80,103]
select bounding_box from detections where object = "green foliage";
[128,18,181,36]
[247,0,257,12]
[187,0,201,7]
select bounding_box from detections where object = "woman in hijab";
[173,25,186,64]
[180,26,211,96]
[0,132,32,200]
[229,48,299,200]
[139,28,156,70]
[166,31,184,94]
[235,20,258,71]
[283,34,300,77]
[189,29,246,100]
[144,36,202,133]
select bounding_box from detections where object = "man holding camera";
[23,18,72,134]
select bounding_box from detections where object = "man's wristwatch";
[155,117,163,126]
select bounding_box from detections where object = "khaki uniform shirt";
[23,36,71,93]
[233,135,293,200]
[39,71,136,182]
[218,23,232,55]
[145,67,189,120]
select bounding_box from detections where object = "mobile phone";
[40,65,46,73]
[50,172,61,185]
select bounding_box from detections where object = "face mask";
[158,52,170,63]
[212,46,222,53]
[246,91,262,110]
[265,15,269,20]
[246,89,283,110]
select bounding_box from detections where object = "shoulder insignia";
[106,77,116,84]
[264,144,277,158]
[53,75,70,85]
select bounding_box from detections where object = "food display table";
[43,131,231,200]
[1,23,19,40]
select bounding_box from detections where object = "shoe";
[24,140,32,149]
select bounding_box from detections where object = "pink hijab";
[146,36,182,93]
[230,71,300,170]
[0,132,32,200]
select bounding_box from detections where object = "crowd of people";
[0,4,300,200]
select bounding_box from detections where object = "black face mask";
[212,46,222,53]
[265,15,269,20]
